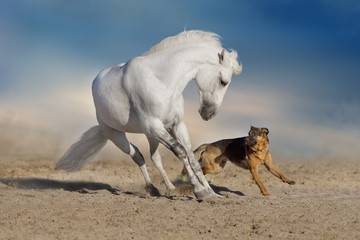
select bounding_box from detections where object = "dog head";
[245,126,269,152]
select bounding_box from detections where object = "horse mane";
[143,30,222,56]
[143,30,242,75]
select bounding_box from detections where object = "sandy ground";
[1,146,360,240]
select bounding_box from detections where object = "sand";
[0,148,359,240]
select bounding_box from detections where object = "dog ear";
[262,128,269,135]
[249,126,254,135]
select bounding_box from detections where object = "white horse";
[56,30,242,199]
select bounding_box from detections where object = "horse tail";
[55,126,107,172]
[181,144,208,176]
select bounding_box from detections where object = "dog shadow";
[0,177,120,195]
[210,183,245,196]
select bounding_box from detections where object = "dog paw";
[262,191,270,196]
[288,180,295,185]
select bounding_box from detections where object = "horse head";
[195,49,242,121]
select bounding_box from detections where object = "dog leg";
[200,154,221,175]
[249,164,270,196]
[264,153,295,185]
[203,161,224,174]
[198,146,224,175]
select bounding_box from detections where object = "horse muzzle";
[198,104,218,121]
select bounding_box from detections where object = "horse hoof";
[145,184,161,197]
[212,192,224,198]
[194,189,212,200]
[194,189,223,200]
[167,183,176,191]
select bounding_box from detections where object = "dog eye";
[220,79,228,87]
[250,131,257,136]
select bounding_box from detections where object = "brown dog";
[182,126,295,196]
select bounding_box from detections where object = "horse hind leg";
[147,136,176,190]
[100,124,159,195]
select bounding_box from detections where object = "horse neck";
[148,44,219,97]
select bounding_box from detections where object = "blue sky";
[1,0,359,160]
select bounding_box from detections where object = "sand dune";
[0,147,359,239]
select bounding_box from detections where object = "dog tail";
[55,126,108,172]
[181,144,208,176]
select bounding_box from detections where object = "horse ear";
[219,49,225,64]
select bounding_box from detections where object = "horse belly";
[97,106,143,133]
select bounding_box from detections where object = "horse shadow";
[0,177,120,195]
[210,183,245,196]
[0,178,244,199]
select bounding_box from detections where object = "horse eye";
[220,79,228,87]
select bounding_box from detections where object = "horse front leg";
[145,120,215,199]
[170,121,220,197]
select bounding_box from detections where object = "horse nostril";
[220,79,227,87]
